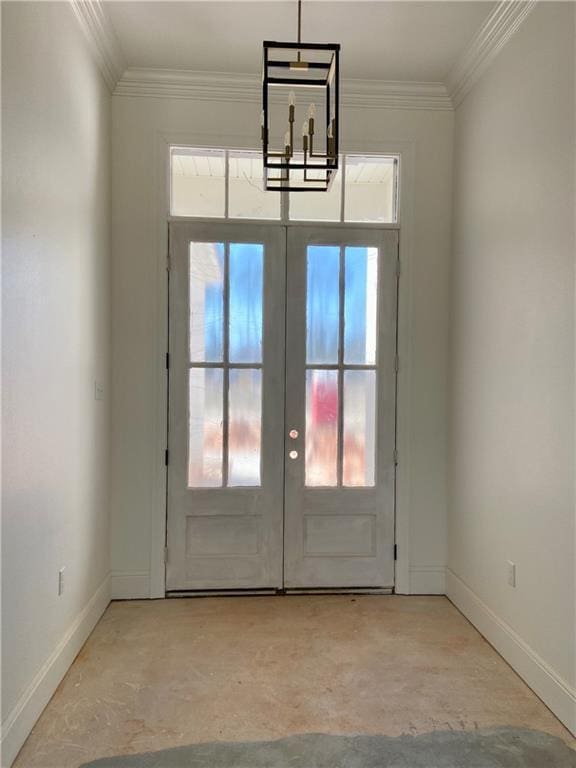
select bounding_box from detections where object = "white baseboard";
[0,575,111,768]
[446,568,576,736]
[409,565,446,594]
[110,570,150,599]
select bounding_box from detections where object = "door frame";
[148,131,415,598]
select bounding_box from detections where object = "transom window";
[170,147,399,224]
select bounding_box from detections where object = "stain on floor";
[80,729,576,768]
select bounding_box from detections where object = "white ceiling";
[106,1,495,83]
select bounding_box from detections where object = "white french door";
[166,221,398,592]
[283,227,398,589]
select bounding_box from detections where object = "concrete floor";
[13,596,575,767]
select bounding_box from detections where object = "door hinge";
[394,355,400,373]
[393,448,398,465]
[394,544,398,561]
[163,546,169,564]
[396,259,401,279]
[165,352,170,370]
[164,449,169,466]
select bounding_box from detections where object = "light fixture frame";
[262,40,340,192]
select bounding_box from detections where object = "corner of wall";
[409,566,446,595]
[110,571,151,600]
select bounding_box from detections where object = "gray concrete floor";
[13,596,575,767]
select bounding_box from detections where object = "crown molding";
[343,79,452,111]
[115,69,258,102]
[102,0,534,110]
[447,0,537,107]
[69,0,125,91]
[114,68,453,111]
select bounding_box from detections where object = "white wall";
[110,95,453,598]
[1,3,112,764]
[447,2,576,734]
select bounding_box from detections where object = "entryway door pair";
[166,221,398,593]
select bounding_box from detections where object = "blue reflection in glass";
[306,246,340,364]
[345,247,378,365]
[229,243,263,363]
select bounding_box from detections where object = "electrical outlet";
[58,567,66,596]
[507,560,516,588]
[94,381,104,401]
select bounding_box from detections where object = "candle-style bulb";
[260,110,265,126]
[284,130,291,148]
[327,124,333,139]
[308,102,316,119]
[302,120,309,136]
[288,91,296,107]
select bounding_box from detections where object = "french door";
[166,221,398,592]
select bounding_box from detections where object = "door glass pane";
[229,152,281,220]
[344,155,398,223]
[228,368,262,486]
[344,247,378,365]
[189,242,224,362]
[229,243,263,363]
[306,369,338,486]
[188,368,223,487]
[171,148,226,217]
[343,370,376,487]
[306,246,340,364]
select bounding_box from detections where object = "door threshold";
[166,586,394,598]
[166,588,280,598]
[284,587,394,595]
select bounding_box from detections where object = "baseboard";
[0,574,111,768]
[409,565,446,594]
[446,568,576,736]
[110,570,150,599]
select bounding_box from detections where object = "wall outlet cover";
[507,560,516,588]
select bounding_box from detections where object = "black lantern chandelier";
[262,0,340,191]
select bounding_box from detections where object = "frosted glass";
[171,148,225,217]
[343,370,376,487]
[188,368,223,487]
[228,369,262,486]
[344,155,397,223]
[229,152,281,220]
[344,247,378,365]
[306,369,338,487]
[229,243,263,363]
[189,242,224,362]
[306,246,340,364]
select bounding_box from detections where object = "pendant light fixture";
[262,0,340,191]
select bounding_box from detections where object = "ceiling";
[106,1,495,83]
